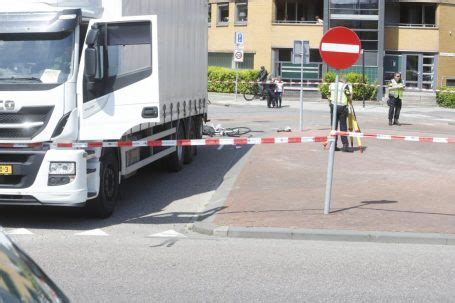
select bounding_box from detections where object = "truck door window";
[83,21,152,103]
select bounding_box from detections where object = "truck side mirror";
[84,47,98,80]
[86,28,99,47]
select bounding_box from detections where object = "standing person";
[329,77,354,153]
[274,76,284,108]
[387,73,405,126]
[257,66,268,100]
[315,16,323,24]
[265,76,277,108]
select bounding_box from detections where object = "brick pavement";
[213,130,455,234]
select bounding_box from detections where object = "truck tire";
[86,151,119,218]
[184,119,196,164]
[167,122,185,172]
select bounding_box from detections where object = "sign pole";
[362,49,366,108]
[299,48,304,131]
[235,62,239,102]
[324,72,339,214]
[319,26,362,215]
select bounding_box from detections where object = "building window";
[446,79,455,87]
[236,0,248,24]
[399,3,436,27]
[330,0,379,14]
[274,0,323,24]
[208,52,254,70]
[208,4,212,25]
[217,3,229,26]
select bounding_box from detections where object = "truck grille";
[0,151,45,189]
[0,106,54,139]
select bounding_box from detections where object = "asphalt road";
[1,101,455,302]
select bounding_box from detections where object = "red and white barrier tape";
[334,131,455,144]
[0,136,329,149]
[208,80,455,94]
[2,131,455,149]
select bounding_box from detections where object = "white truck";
[0,0,208,217]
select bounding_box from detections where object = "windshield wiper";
[0,76,42,83]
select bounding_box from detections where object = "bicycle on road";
[202,124,252,137]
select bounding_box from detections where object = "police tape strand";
[208,80,455,94]
[332,131,455,144]
[2,132,455,149]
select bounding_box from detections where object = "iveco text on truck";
[0,0,208,217]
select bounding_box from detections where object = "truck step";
[87,192,97,199]
[87,168,97,175]
[86,150,97,160]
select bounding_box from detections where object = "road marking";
[6,228,34,235]
[75,229,109,236]
[217,145,224,150]
[320,42,360,54]
[148,230,187,238]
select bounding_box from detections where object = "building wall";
[384,27,439,52]
[437,3,455,86]
[208,0,274,70]
[270,24,323,49]
[208,0,322,71]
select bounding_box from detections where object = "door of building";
[404,54,436,90]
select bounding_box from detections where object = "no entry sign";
[319,26,361,70]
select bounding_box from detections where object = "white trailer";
[0,0,208,217]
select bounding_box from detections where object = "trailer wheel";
[184,119,196,164]
[86,152,119,218]
[167,122,185,172]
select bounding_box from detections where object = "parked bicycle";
[243,81,266,101]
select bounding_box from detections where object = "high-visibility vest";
[329,82,351,106]
[389,79,404,99]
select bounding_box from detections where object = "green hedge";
[319,72,377,101]
[436,87,455,108]
[208,66,258,94]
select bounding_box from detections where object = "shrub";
[436,87,455,108]
[208,66,258,94]
[319,71,376,101]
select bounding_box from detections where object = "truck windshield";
[0,31,75,85]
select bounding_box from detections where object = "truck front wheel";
[86,151,120,218]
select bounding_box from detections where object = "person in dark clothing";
[265,76,277,108]
[257,66,268,100]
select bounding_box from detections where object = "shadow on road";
[0,145,250,230]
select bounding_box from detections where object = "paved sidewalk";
[192,95,455,244]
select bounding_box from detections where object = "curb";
[192,223,455,245]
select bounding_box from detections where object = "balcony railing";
[273,20,322,25]
[385,23,437,28]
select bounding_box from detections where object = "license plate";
[0,165,12,175]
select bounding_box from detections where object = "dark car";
[0,229,69,302]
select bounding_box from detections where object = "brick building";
[208,0,455,97]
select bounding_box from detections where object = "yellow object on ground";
[348,104,363,152]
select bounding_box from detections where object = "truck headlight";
[49,162,76,175]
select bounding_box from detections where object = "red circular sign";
[319,26,361,70]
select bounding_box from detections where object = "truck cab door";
[77,16,159,141]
